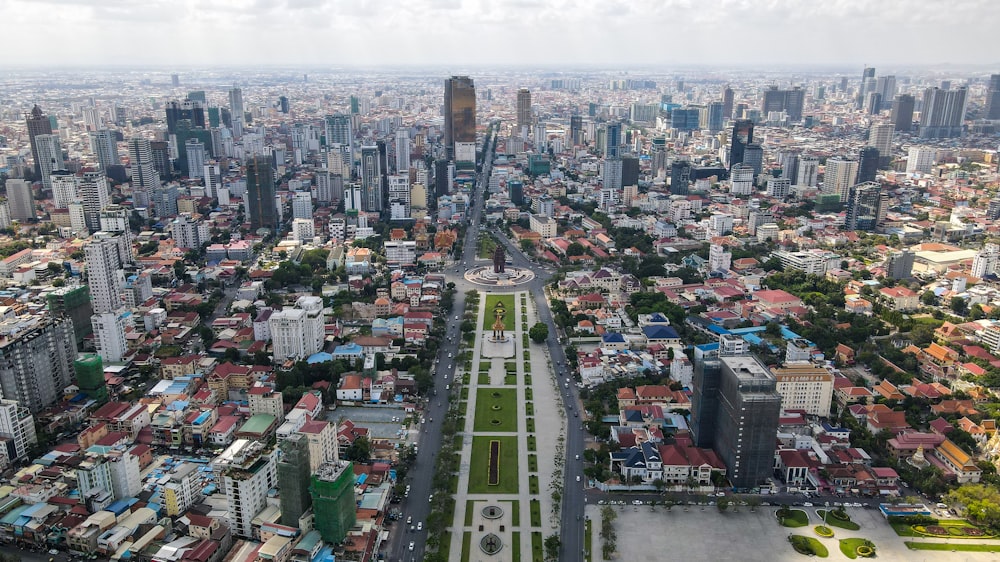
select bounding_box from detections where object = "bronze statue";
[493,245,506,274]
[491,300,506,340]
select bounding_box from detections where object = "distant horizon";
[2,0,997,71]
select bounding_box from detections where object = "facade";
[0,399,37,463]
[163,462,202,516]
[822,157,859,202]
[670,160,691,195]
[844,182,886,232]
[906,147,935,174]
[516,88,532,131]
[170,214,210,250]
[359,145,383,213]
[891,95,915,132]
[89,129,119,171]
[886,250,915,280]
[0,315,76,413]
[729,119,753,168]
[310,461,357,544]
[25,105,53,178]
[772,363,834,417]
[277,434,312,527]
[247,155,277,230]
[78,171,111,233]
[5,179,34,221]
[919,87,967,139]
[857,146,880,183]
[213,439,278,539]
[443,76,476,160]
[691,352,781,489]
[35,133,65,190]
[268,296,325,362]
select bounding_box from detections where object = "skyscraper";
[690,339,781,489]
[185,139,206,179]
[5,179,34,221]
[722,86,734,120]
[823,157,860,202]
[443,76,476,160]
[761,86,805,121]
[707,101,725,133]
[890,94,915,133]
[796,155,819,187]
[742,144,764,176]
[360,145,383,213]
[89,129,119,171]
[310,461,357,544]
[569,115,583,146]
[0,315,76,413]
[34,133,64,190]
[277,433,312,527]
[78,171,111,233]
[867,123,894,169]
[516,88,532,131]
[25,105,53,179]
[85,233,129,314]
[669,161,691,195]
[986,75,1000,120]
[919,87,967,138]
[164,100,205,135]
[246,155,276,230]
[776,151,799,182]
[729,119,754,169]
[603,121,622,158]
[324,114,353,155]
[844,181,886,231]
[228,86,245,138]
[395,128,410,173]
[857,146,880,184]
[857,67,876,109]
[886,250,915,280]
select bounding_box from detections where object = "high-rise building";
[569,115,583,146]
[278,95,289,114]
[986,74,1000,120]
[164,100,205,134]
[246,155,276,230]
[621,157,640,188]
[0,399,37,463]
[729,119,754,169]
[151,184,179,218]
[886,250,915,280]
[844,181,886,231]
[169,213,210,250]
[708,243,732,272]
[987,198,1000,221]
[34,133,64,190]
[919,87,968,139]
[890,94,916,133]
[516,88,532,131]
[277,433,312,527]
[0,315,76,413]
[603,121,622,158]
[766,177,791,199]
[857,67,876,109]
[906,147,936,174]
[50,171,77,209]
[776,150,799,182]
[707,101,725,133]
[5,179,34,221]
[25,105,53,179]
[291,191,312,221]
[857,146,880,183]
[722,86,734,120]
[772,363,834,417]
[78,171,111,233]
[163,462,202,517]
[670,160,691,195]
[214,439,278,539]
[670,108,701,131]
[387,175,410,220]
[360,145,383,213]
[729,164,755,196]
[602,158,623,190]
[867,123,894,168]
[89,129,119,171]
[796,155,819,187]
[822,157,859,202]
[185,140,206,179]
[85,233,129,314]
[761,86,805,121]
[149,140,171,179]
[443,76,476,160]
[691,343,781,489]
[324,113,353,165]
[874,76,897,112]
[47,285,93,345]
[269,296,325,362]
[395,128,410,173]
[971,243,1000,279]
[742,144,764,176]
[310,461,357,544]
[228,87,245,138]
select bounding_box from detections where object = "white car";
[408,541,415,551]
[576,475,581,482]
[417,522,423,531]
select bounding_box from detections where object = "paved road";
[384,126,497,561]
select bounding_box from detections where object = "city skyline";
[3,0,998,68]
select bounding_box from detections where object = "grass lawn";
[461,531,471,561]
[527,434,536,451]
[524,375,533,386]
[478,235,497,260]
[788,535,829,558]
[469,435,519,493]
[438,531,452,560]
[529,474,539,494]
[817,510,861,530]
[479,361,491,372]
[528,454,538,472]
[526,418,535,432]
[511,531,521,562]
[465,500,475,526]
[839,538,875,559]
[526,403,534,415]
[905,542,1000,552]
[524,350,530,360]
[585,519,593,561]
[779,508,809,527]
[478,373,490,385]
[501,499,520,526]
[525,388,533,400]
[453,434,463,449]
[530,499,542,526]
[474,388,518,432]
[504,375,517,385]
[483,294,516,330]
[531,532,543,562]
[505,361,517,372]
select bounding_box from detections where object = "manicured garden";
[530,499,542,526]
[817,508,861,530]
[839,538,877,559]
[469,435,518,493]
[905,542,1000,552]
[777,507,809,527]
[788,535,828,557]
[483,294,516,330]
[814,525,834,538]
[473,388,518,432]
[487,440,501,485]
[891,516,990,538]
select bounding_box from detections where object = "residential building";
[268,296,325,362]
[0,399,36,464]
[772,363,834,417]
[213,439,278,539]
[822,157,859,202]
[0,315,76,413]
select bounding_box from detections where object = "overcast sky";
[4,0,998,69]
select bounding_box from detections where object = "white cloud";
[1,0,997,67]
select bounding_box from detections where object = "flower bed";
[487,440,501,486]
[815,525,834,538]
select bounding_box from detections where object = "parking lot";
[588,502,1000,562]
[325,404,416,441]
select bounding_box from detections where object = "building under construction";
[310,460,356,544]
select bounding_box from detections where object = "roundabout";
[464,264,535,286]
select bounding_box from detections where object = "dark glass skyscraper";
[570,115,583,146]
[729,119,753,170]
[246,155,276,230]
[604,121,622,158]
[444,76,476,160]
[722,86,734,119]
[25,105,53,178]
[844,181,886,232]
[919,87,967,139]
[857,146,880,184]
[890,94,915,133]
[985,75,1000,120]
[670,161,691,195]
